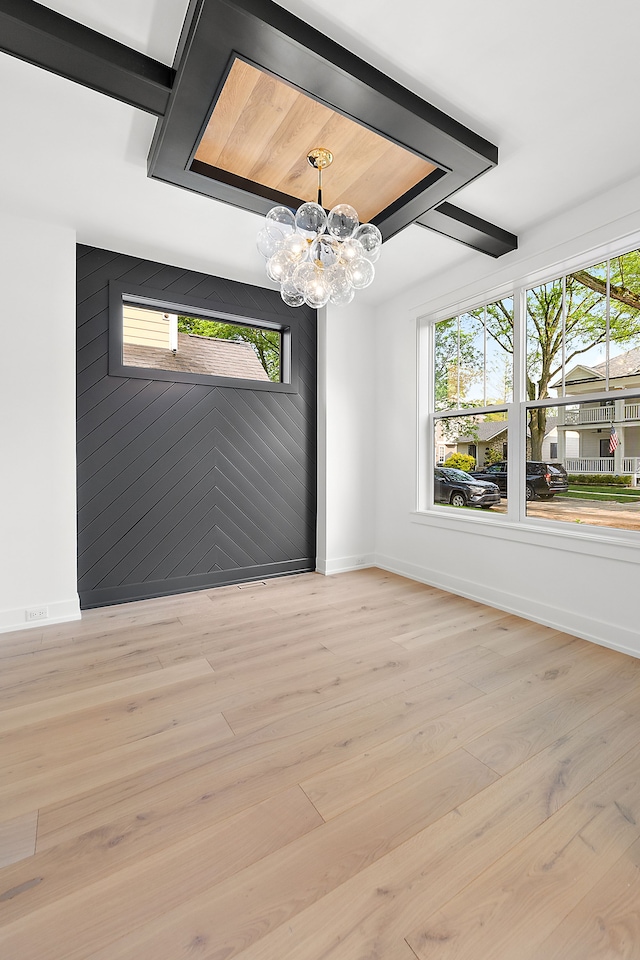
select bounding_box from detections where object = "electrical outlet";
[26,606,48,622]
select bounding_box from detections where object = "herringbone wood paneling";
[76,246,317,608]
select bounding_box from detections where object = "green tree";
[485,251,640,459]
[434,316,483,409]
[177,315,281,381]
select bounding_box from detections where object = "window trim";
[417,234,640,553]
[108,280,297,392]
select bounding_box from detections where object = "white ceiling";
[3,0,640,305]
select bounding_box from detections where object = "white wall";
[0,214,80,631]
[0,210,378,631]
[373,171,640,658]
[317,299,377,574]
[4,56,640,653]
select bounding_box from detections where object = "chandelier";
[256,148,382,308]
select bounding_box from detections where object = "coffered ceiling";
[2,1,640,306]
[192,58,438,225]
[0,0,517,256]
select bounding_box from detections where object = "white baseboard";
[316,554,375,576]
[0,598,81,636]
[375,553,640,660]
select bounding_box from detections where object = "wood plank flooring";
[1,568,640,959]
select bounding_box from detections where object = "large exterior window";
[526,250,640,460]
[434,412,508,514]
[426,243,640,534]
[435,298,513,410]
[522,397,640,530]
[431,296,512,516]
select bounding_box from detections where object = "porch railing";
[563,403,640,424]
[563,406,614,425]
[565,457,640,476]
[565,458,614,473]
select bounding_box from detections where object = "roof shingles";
[123,332,271,381]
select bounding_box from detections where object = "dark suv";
[470,461,569,500]
[434,467,501,508]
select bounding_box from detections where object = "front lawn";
[557,484,640,503]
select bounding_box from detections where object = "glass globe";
[266,250,293,283]
[292,261,316,294]
[282,233,309,263]
[295,202,327,240]
[256,225,283,260]
[346,257,375,289]
[327,204,359,241]
[360,243,380,264]
[325,260,346,280]
[310,235,340,268]
[281,279,305,307]
[304,271,331,309]
[265,206,295,237]
[329,283,355,306]
[337,237,363,265]
[354,223,382,262]
[327,265,355,305]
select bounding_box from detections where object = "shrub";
[484,446,503,466]
[567,473,632,486]
[445,453,476,472]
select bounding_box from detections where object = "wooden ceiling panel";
[193,59,262,170]
[194,58,437,223]
[251,93,335,195]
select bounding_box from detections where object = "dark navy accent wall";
[76,245,317,608]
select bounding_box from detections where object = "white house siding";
[578,426,640,459]
[623,425,640,457]
[580,431,608,458]
[540,430,556,462]
[565,431,580,458]
[552,430,579,461]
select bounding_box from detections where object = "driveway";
[494,497,640,531]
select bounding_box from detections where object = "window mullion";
[561,274,566,398]
[508,285,526,522]
[606,258,611,391]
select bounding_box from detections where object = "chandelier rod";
[307,147,333,208]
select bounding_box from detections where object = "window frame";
[417,233,640,552]
[108,280,297,393]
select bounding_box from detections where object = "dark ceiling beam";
[148,0,504,244]
[416,201,518,258]
[0,0,518,258]
[0,0,174,116]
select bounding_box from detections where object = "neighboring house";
[536,417,579,463]
[436,420,508,467]
[123,330,270,381]
[551,347,640,483]
[436,417,563,467]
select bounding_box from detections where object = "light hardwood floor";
[1,568,640,959]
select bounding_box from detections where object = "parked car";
[469,461,569,500]
[434,467,501,509]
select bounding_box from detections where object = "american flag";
[609,424,619,454]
